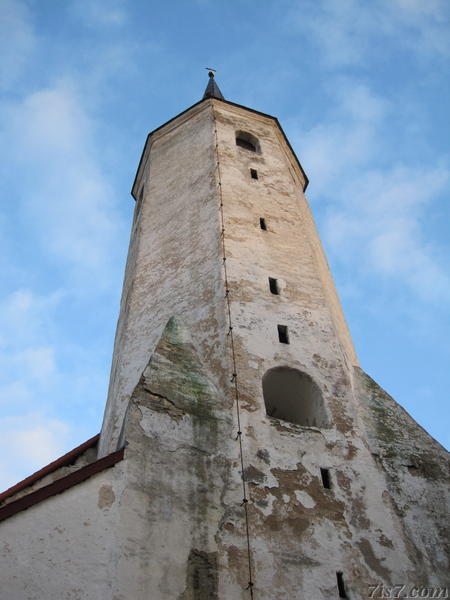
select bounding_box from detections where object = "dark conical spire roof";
[203,70,224,100]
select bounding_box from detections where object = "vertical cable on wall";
[211,103,255,598]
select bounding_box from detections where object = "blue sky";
[1,0,449,490]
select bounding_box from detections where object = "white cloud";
[1,82,124,284]
[293,78,450,306]
[0,287,106,476]
[300,0,376,67]
[0,0,36,89]
[0,290,59,430]
[7,418,69,464]
[300,121,373,193]
[0,289,62,349]
[289,0,450,67]
[0,346,55,402]
[323,165,450,303]
[298,83,390,194]
[8,85,89,158]
[14,347,56,381]
[387,0,450,60]
[68,0,128,27]
[0,381,30,406]
[0,4,132,494]
[0,415,71,492]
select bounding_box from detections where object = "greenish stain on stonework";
[123,317,232,562]
[148,318,218,401]
[355,367,448,482]
[179,548,218,600]
[138,317,231,453]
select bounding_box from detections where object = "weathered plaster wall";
[356,367,449,581]
[0,466,123,600]
[18,97,444,599]
[113,317,244,599]
[208,101,440,597]
[99,101,228,457]
[1,345,447,599]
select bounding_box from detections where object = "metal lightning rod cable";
[211,102,255,598]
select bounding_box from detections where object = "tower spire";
[203,69,224,100]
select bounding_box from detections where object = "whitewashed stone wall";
[0,467,122,600]
[97,98,448,596]
[1,97,446,599]
[99,101,228,457]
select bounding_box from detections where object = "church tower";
[96,72,448,597]
[99,71,358,457]
[0,74,448,600]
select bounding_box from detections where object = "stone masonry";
[0,81,448,600]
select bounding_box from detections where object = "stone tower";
[0,74,448,600]
[96,72,449,596]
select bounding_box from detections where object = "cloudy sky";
[1,0,449,490]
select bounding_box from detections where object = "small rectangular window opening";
[277,325,289,344]
[320,468,331,489]
[269,277,279,295]
[250,168,258,179]
[336,572,348,599]
[260,218,267,230]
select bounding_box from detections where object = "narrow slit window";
[336,572,348,599]
[269,277,279,295]
[320,468,331,489]
[250,168,258,179]
[277,325,289,344]
[260,218,267,230]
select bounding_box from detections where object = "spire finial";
[203,68,224,100]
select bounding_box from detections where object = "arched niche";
[235,130,261,153]
[262,366,328,428]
